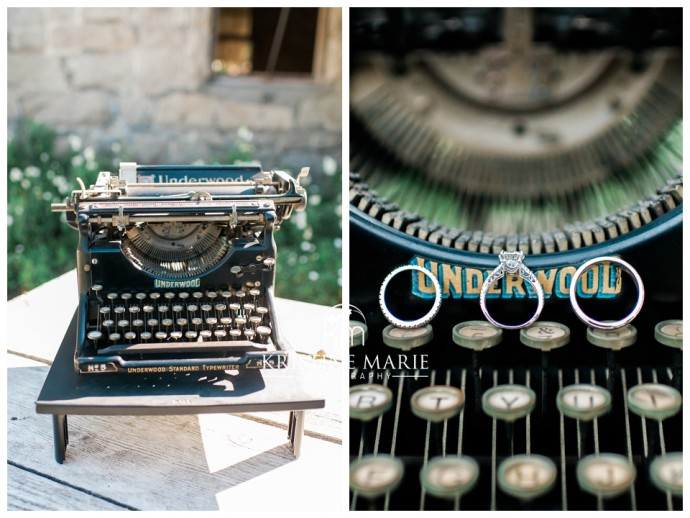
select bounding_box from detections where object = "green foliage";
[7,120,120,299]
[7,120,342,308]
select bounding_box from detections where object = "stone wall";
[7,7,342,174]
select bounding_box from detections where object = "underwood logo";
[154,278,201,288]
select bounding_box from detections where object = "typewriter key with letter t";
[411,385,465,422]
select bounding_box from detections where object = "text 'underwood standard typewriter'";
[53,163,308,374]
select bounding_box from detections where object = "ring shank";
[569,256,644,330]
[379,265,442,329]
[479,268,545,330]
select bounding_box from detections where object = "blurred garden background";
[7,7,342,307]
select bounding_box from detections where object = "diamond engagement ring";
[379,264,442,328]
[569,256,644,330]
[479,251,544,330]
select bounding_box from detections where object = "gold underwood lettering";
[505,275,526,298]
[416,260,438,295]
[442,263,462,296]
[601,263,621,295]
[464,268,483,296]
[579,265,599,296]
[536,269,557,298]
[557,266,577,298]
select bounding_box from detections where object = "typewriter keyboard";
[86,286,274,353]
[349,321,683,511]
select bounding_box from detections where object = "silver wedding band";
[479,251,544,330]
[379,265,442,328]
[569,256,644,330]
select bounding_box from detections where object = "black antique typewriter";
[348,8,682,511]
[52,162,308,375]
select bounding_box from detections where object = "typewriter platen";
[349,8,682,511]
[53,163,308,375]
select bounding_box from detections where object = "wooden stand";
[36,312,324,463]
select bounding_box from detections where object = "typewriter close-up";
[52,163,308,375]
[348,8,682,511]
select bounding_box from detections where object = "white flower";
[238,126,254,142]
[68,134,82,151]
[322,156,337,176]
[9,168,22,182]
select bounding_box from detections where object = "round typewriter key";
[178,292,189,300]
[99,307,111,315]
[147,318,158,327]
[206,291,217,299]
[498,454,557,500]
[350,384,393,421]
[173,305,184,313]
[411,385,465,422]
[256,326,271,340]
[103,319,115,328]
[129,306,140,314]
[170,331,182,340]
[132,319,144,327]
[135,292,146,300]
[193,291,203,299]
[349,455,404,499]
[214,329,227,338]
[114,306,125,314]
[420,455,479,499]
[236,290,247,299]
[158,305,169,313]
[586,324,637,350]
[187,304,198,312]
[140,331,152,340]
[520,321,570,351]
[206,317,218,326]
[165,292,175,300]
[176,318,188,327]
[124,331,136,340]
[655,320,682,349]
[235,316,247,327]
[221,290,233,299]
[452,320,502,351]
[229,303,241,314]
[200,330,212,339]
[192,317,203,326]
[256,306,269,316]
[382,324,433,351]
[117,319,129,328]
[557,384,612,421]
[649,452,682,497]
[243,303,255,313]
[92,284,103,293]
[244,329,256,340]
[577,453,636,498]
[143,305,154,313]
[109,332,121,342]
[482,385,536,421]
[215,303,227,312]
[229,329,242,339]
[149,292,161,300]
[627,383,682,421]
[162,318,173,327]
[249,315,262,326]
[231,265,242,275]
[107,292,118,301]
[87,330,103,341]
[185,330,197,339]
[220,317,232,325]
[201,304,212,312]
[155,331,167,340]
[121,293,132,301]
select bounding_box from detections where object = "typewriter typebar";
[52,163,308,374]
[349,8,682,511]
